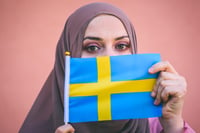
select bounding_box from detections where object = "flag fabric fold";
[65,54,162,123]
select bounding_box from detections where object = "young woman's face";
[81,15,132,58]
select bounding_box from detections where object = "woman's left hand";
[149,61,187,133]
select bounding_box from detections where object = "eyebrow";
[115,36,129,40]
[83,36,102,41]
[83,35,129,41]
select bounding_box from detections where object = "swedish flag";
[66,54,162,123]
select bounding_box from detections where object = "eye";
[115,43,130,51]
[83,44,101,53]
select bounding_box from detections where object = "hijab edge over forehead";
[62,2,137,58]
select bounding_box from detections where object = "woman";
[20,2,195,133]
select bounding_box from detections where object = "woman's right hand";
[55,124,75,133]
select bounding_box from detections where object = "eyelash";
[115,43,130,51]
[83,42,130,53]
[83,44,101,53]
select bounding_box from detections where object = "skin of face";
[81,15,132,58]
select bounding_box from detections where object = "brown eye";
[83,44,101,53]
[115,43,130,51]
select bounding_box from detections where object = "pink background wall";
[1,0,199,132]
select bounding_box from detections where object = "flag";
[65,54,162,123]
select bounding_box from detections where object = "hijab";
[19,2,149,133]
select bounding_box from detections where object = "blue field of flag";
[66,54,162,123]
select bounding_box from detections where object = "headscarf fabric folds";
[19,2,149,133]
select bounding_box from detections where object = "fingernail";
[148,68,153,73]
[151,92,155,97]
[154,100,159,105]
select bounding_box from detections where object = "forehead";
[84,15,128,37]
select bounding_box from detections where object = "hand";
[55,124,75,133]
[149,61,187,133]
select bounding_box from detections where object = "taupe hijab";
[19,2,149,133]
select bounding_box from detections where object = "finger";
[55,124,75,133]
[154,83,164,105]
[159,79,179,86]
[160,85,180,103]
[67,124,75,133]
[151,71,170,97]
[151,69,179,97]
[158,79,185,102]
[149,61,178,74]
[153,79,176,105]
[161,86,171,103]
[159,71,179,80]
[162,86,182,100]
[151,71,179,98]
[151,74,163,97]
